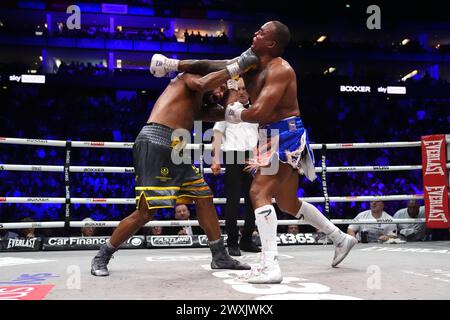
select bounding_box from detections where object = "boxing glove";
[225,101,245,124]
[226,48,259,79]
[149,53,180,77]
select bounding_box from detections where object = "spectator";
[19,217,36,239]
[144,226,163,236]
[173,204,194,236]
[211,78,260,256]
[394,200,426,241]
[81,217,97,237]
[286,224,300,235]
[347,201,397,243]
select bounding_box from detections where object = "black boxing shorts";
[133,122,213,210]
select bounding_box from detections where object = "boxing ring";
[1,136,449,300]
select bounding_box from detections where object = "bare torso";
[243,57,300,124]
[147,74,204,130]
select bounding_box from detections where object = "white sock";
[295,202,345,244]
[255,205,278,254]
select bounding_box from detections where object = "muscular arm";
[178,58,238,75]
[184,69,231,93]
[211,130,223,164]
[240,65,291,123]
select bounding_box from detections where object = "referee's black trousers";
[224,151,255,248]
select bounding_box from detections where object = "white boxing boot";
[246,251,283,284]
[332,233,357,267]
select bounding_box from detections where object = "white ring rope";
[3,164,442,173]
[0,218,426,230]
[4,136,449,149]
[0,194,424,205]
[0,164,135,173]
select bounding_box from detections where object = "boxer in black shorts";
[133,122,213,209]
[91,50,258,276]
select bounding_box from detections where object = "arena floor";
[1,241,450,300]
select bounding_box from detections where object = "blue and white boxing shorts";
[248,116,316,181]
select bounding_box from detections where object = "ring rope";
[0,194,425,205]
[0,164,437,173]
[4,136,449,149]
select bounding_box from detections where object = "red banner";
[421,135,450,228]
[0,285,54,300]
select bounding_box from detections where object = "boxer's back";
[147,74,204,130]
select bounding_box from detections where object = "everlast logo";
[90,142,104,146]
[426,186,448,223]
[0,197,6,202]
[424,140,444,175]
[151,236,192,246]
[7,238,36,249]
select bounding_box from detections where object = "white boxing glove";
[226,79,239,91]
[149,53,180,78]
[225,101,245,124]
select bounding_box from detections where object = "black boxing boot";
[91,240,117,276]
[210,238,251,270]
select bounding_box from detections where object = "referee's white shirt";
[213,121,259,152]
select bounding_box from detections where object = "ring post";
[321,144,330,216]
[64,140,72,235]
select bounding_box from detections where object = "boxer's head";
[251,21,290,57]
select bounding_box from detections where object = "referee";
[211,78,261,256]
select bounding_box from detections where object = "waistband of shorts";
[136,122,175,146]
[259,116,303,133]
